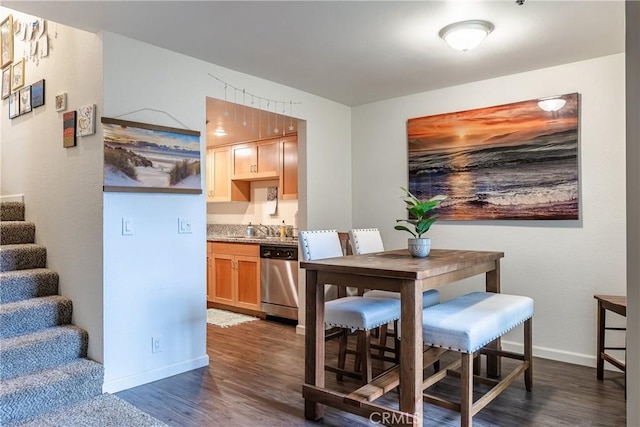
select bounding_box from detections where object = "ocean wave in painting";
[409,129,579,220]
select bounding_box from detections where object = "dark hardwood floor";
[117,319,626,426]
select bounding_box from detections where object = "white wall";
[352,54,626,367]
[0,8,104,360]
[626,0,639,423]
[101,32,351,391]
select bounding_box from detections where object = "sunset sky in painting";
[407,93,579,152]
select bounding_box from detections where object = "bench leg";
[461,352,473,427]
[525,318,533,391]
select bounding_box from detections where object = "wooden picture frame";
[11,58,24,91]
[19,85,31,114]
[31,79,44,108]
[0,15,13,69]
[8,91,18,119]
[102,117,202,194]
[1,66,10,99]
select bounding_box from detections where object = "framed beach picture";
[8,91,18,119]
[1,15,13,69]
[1,66,10,99]
[102,117,202,194]
[31,79,44,108]
[407,93,580,220]
[11,58,24,91]
[18,85,31,114]
[63,110,76,148]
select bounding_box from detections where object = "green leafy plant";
[394,187,447,238]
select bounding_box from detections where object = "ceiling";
[2,1,625,108]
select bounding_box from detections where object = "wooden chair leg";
[596,300,606,380]
[337,329,348,381]
[354,332,362,373]
[378,324,389,358]
[524,318,533,391]
[361,330,372,384]
[461,353,473,427]
[473,352,481,375]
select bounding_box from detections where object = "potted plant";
[394,187,447,257]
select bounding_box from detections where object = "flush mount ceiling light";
[538,96,567,112]
[439,20,494,51]
[213,126,227,137]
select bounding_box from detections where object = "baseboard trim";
[502,339,598,368]
[102,355,210,393]
[295,324,305,335]
[0,194,24,202]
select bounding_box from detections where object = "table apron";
[315,260,497,292]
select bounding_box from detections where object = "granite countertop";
[207,234,299,247]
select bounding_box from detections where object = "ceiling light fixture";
[213,127,227,137]
[537,96,567,112]
[439,20,494,51]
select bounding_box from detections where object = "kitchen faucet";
[253,223,271,237]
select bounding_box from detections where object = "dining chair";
[299,229,401,384]
[349,228,440,362]
[594,294,627,396]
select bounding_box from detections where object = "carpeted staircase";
[0,201,104,425]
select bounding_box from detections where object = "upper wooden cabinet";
[231,140,280,180]
[280,135,298,200]
[206,146,250,202]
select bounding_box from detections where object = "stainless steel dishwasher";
[260,244,299,321]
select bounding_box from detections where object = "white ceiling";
[2,1,625,107]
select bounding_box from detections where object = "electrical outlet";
[178,217,192,234]
[152,336,162,353]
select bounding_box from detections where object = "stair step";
[0,222,36,245]
[0,202,25,222]
[0,358,103,425]
[0,268,59,303]
[0,295,72,339]
[0,244,46,272]
[0,325,88,381]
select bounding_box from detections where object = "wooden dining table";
[301,248,505,427]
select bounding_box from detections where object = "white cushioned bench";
[421,291,534,427]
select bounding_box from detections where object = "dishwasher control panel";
[260,245,298,260]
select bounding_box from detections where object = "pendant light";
[439,20,494,51]
[538,96,567,112]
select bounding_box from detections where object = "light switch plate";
[122,217,134,236]
[178,217,192,234]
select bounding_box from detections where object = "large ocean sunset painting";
[407,93,580,220]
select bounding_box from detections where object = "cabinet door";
[211,253,235,305]
[234,255,261,311]
[208,147,250,202]
[207,243,214,302]
[254,140,280,178]
[280,136,298,200]
[231,144,256,179]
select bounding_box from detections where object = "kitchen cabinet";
[231,140,280,180]
[206,146,250,202]
[208,242,261,312]
[279,135,298,200]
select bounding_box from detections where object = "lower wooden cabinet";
[207,242,260,312]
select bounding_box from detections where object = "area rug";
[206,308,259,328]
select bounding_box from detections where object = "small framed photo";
[63,110,77,148]
[77,104,96,136]
[55,93,67,111]
[8,91,18,119]
[1,15,13,69]
[31,79,44,108]
[19,85,31,114]
[1,67,10,99]
[11,58,24,91]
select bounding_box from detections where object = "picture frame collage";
[2,14,47,118]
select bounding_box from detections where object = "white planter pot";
[408,238,431,258]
